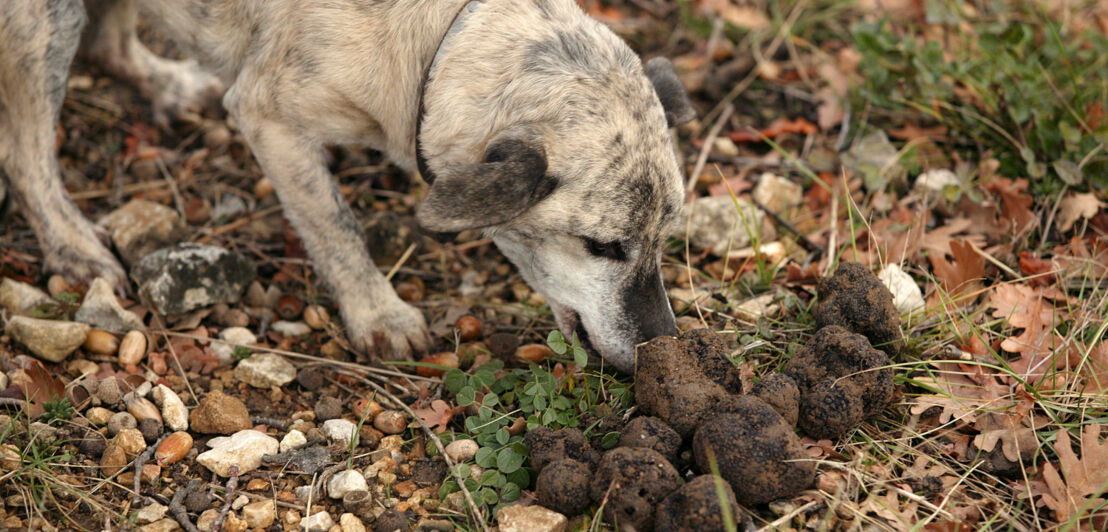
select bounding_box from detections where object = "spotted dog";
[0,0,695,373]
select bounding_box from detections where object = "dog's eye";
[584,238,627,261]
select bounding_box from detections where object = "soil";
[535,458,592,516]
[815,262,904,357]
[590,447,681,531]
[655,475,748,532]
[692,395,815,506]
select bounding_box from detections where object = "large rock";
[680,195,766,254]
[131,243,254,315]
[196,430,278,476]
[74,277,145,333]
[6,316,89,362]
[98,200,187,266]
[189,390,251,435]
[234,353,296,388]
[0,278,51,316]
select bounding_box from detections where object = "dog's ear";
[417,129,554,233]
[644,57,696,128]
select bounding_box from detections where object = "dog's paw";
[42,234,127,293]
[343,298,431,361]
[149,58,225,128]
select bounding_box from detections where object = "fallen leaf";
[929,239,985,299]
[1056,192,1104,233]
[413,399,459,434]
[888,123,949,141]
[1041,425,1108,529]
[1019,251,1055,286]
[728,117,818,143]
[698,0,770,29]
[985,178,1035,233]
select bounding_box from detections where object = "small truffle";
[535,459,592,515]
[655,475,747,532]
[618,416,682,463]
[591,447,681,530]
[524,427,600,473]
[815,262,904,356]
[693,395,814,506]
[752,373,800,426]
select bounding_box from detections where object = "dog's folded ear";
[644,57,696,128]
[417,128,555,233]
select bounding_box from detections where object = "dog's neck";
[416,0,484,186]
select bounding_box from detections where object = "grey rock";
[680,195,767,254]
[0,278,51,316]
[28,422,58,444]
[74,278,145,333]
[6,316,89,362]
[97,200,187,266]
[196,430,278,477]
[234,353,296,388]
[131,243,255,315]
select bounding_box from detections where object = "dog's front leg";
[231,114,430,360]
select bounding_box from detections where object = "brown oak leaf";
[413,399,460,434]
[1041,425,1108,530]
[929,239,985,299]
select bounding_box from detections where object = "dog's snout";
[623,269,677,342]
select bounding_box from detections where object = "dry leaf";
[697,0,770,29]
[929,239,985,299]
[1057,192,1104,233]
[985,178,1034,232]
[1041,425,1108,529]
[413,399,459,434]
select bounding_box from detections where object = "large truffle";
[535,459,592,515]
[785,325,895,439]
[524,427,600,473]
[655,475,747,532]
[692,395,814,506]
[752,373,800,426]
[635,329,745,437]
[618,416,682,463]
[815,261,904,356]
[590,447,681,531]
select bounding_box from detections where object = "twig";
[687,104,734,195]
[155,157,187,221]
[212,466,240,532]
[251,416,290,430]
[756,500,819,531]
[750,196,824,254]
[385,243,417,282]
[196,205,284,243]
[168,479,201,532]
[132,434,168,505]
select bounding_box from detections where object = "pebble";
[0,278,51,316]
[189,391,252,435]
[136,518,183,532]
[127,396,163,425]
[97,377,123,406]
[155,431,193,465]
[445,439,479,463]
[113,428,148,456]
[196,430,278,477]
[73,278,145,333]
[231,495,249,510]
[280,429,307,453]
[152,385,188,432]
[139,418,164,442]
[97,199,187,266]
[297,367,325,391]
[118,330,148,366]
[373,410,407,434]
[752,172,803,214]
[241,500,276,528]
[87,407,113,426]
[314,396,343,421]
[680,195,767,255]
[339,513,367,532]
[83,330,119,356]
[196,510,218,531]
[130,243,255,315]
[878,263,926,314]
[135,502,168,524]
[6,316,89,362]
[300,512,336,532]
[497,504,568,532]
[328,470,369,499]
[303,305,330,329]
[234,353,296,388]
[322,419,358,446]
[28,422,58,444]
[270,320,311,337]
[211,326,257,362]
[108,412,137,436]
[914,168,960,195]
[100,442,128,476]
[0,444,21,470]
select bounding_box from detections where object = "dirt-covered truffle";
[618,416,682,463]
[655,475,747,532]
[590,447,681,530]
[536,459,592,516]
[524,426,600,472]
[785,325,895,439]
[692,395,814,506]
[752,373,800,426]
[815,261,904,356]
[635,329,745,437]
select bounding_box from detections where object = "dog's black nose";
[623,270,677,341]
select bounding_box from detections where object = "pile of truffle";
[525,262,905,530]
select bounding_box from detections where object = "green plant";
[231,346,252,361]
[40,398,73,425]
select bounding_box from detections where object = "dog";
[0,0,695,373]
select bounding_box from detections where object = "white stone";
[73,277,145,333]
[711,137,739,158]
[97,199,186,266]
[444,439,479,463]
[752,172,803,214]
[270,320,311,337]
[878,264,926,314]
[231,495,249,510]
[339,513,366,532]
[679,195,767,255]
[234,352,296,388]
[197,509,219,532]
[196,430,279,477]
[497,505,567,532]
[327,470,369,499]
[135,502,168,524]
[241,500,276,528]
[914,168,960,195]
[0,278,51,316]
[137,518,183,532]
[212,327,257,362]
[734,293,779,321]
[322,419,357,446]
[300,511,336,532]
[6,316,89,362]
[152,385,188,431]
[280,429,307,453]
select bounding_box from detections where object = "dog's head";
[416,0,695,373]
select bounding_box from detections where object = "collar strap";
[415,0,484,185]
